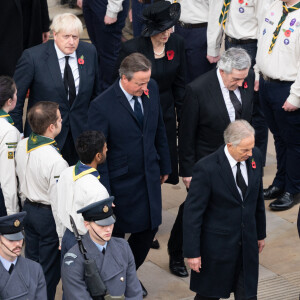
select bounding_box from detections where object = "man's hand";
[104,15,117,25]
[42,32,50,43]
[182,177,192,189]
[282,100,299,112]
[207,55,220,64]
[160,174,169,185]
[258,239,265,253]
[254,80,259,92]
[187,257,201,273]
[77,0,82,8]
[138,0,143,3]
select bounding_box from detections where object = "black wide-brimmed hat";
[142,1,181,37]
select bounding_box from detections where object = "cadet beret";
[77,196,116,226]
[0,212,26,241]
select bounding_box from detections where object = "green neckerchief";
[73,161,100,181]
[219,0,231,29]
[26,132,59,153]
[0,109,14,125]
[269,1,300,54]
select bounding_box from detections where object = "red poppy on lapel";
[244,81,248,89]
[78,55,85,65]
[251,158,256,169]
[166,50,175,61]
[144,89,150,98]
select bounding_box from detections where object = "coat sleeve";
[124,243,143,299]
[88,101,111,194]
[0,128,20,215]
[12,50,35,133]
[34,264,47,300]
[153,82,172,175]
[183,160,211,258]
[61,256,93,300]
[178,85,200,177]
[40,0,50,33]
[91,45,101,100]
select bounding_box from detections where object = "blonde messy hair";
[50,13,83,35]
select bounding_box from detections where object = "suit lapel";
[74,43,86,107]
[46,41,69,106]
[142,92,150,131]
[244,157,254,200]
[217,147,242,202]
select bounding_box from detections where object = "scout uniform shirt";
[0,255,47,300]
[15,133,68,243]
[255,1,300,107]
[57,161,109,235]
[0,110,20,215]
[207,0,275,57]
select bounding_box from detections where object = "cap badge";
[103,205,109,213]
[14,220,20,227]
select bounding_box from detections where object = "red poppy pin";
[251,158,256,169]
[285,30,291,37]
[78,55,84,67]
[166,50,175,61]
[244,81,248,89]
[144,89,150,98]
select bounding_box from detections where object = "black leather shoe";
[140,281,148,298]
[151,238,160,249]
[169,256,189,277]
[263,185,283,200]
[269,192,298,211]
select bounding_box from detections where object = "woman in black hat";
[115,0,185,187]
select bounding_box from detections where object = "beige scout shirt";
[15,138,68,243]
[0,119,20,215]
[255,1,300,107]
[207,0,275,57]
[57,165,109,235]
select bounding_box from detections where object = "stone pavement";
[55,134,300,299]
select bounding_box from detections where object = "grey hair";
[217,48,251,73]
[224,120,255,146]
[119,53,152,80]
[50,13,83,34]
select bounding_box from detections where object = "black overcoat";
[183,146,266,299]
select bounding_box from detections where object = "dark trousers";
[61,228,77,260]
[113,227,158,270]
[0,188,7,217]
[259,78,300,194]
[175,24,215,84]
[23,201,60,300]
[83,0,129,92]
[61,129,78,166]
[131,0,153,37]
[225,38,268,166]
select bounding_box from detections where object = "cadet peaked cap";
[0,212,26,241]
[77,196,116,226]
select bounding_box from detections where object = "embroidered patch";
[64,260,74,265]
[64,253,77,259]
[8,152,14,159]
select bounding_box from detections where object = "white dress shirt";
[224,145,248,199]
[0,255,17,272]
[119,80,144,114]
[217,68,242,122]
[54,43,80,96]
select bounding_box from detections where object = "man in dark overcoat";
[183,120,266,300]
[88,53,171,296]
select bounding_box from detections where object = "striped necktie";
[268,2,300,54]
[219,0,231,29]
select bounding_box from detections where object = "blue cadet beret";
[77,196,116,226]
[0,212,27,241]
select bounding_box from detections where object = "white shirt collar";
[54,42,76,60]
[119,80,134,101]
[224,145,246,169]
[0,255,17,272]
[217,68,240,94]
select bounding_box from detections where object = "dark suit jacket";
[179,68,254,177]
[183,146,266,299]
[11,40,100,150]
[88,79,171,233]
[114,34,186,184]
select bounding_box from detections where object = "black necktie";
[102,248,105,255]
[64,56,76,106]
[236,162,247,199]
[8,263,14,274]
[132,96,144,127]
[229,91,242,120]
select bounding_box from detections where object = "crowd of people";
[0,0,300,299]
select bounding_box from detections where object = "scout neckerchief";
[219,0,231,29]
[0,109,14,125]
[26,132,60,153]
[269,1,300,54]
[73,161,100,181]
